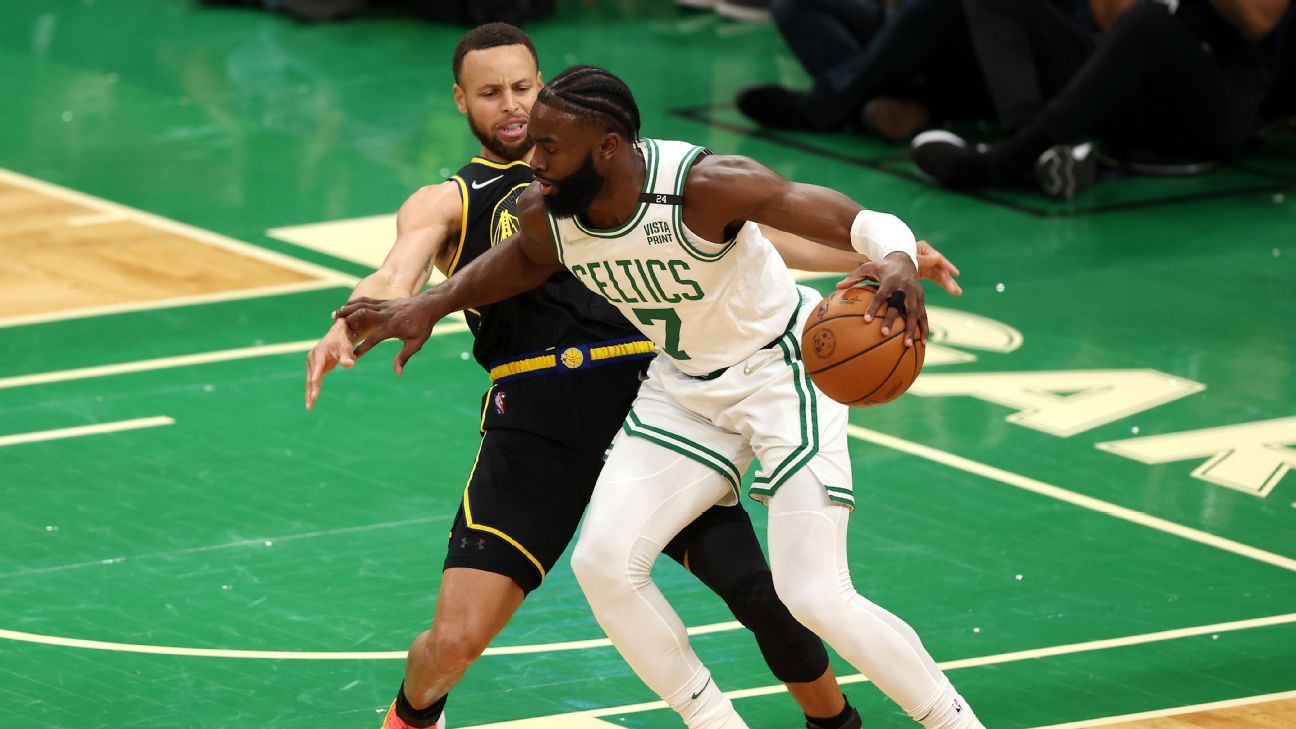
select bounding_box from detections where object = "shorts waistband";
[685,288,808,381]
[489,337,656,384]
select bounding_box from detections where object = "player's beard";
[468,111,533,162]
[541,152,606,219]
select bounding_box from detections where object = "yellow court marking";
[0,168,354,328]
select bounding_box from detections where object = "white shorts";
[612,286,854,508]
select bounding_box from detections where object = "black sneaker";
[717,0,771,20]
[806,705,862,729]
[911,130,991,187]
[1034,143,1097,199]
[736,84,814,129]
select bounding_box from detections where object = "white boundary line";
[1,609,1289,666]
[453,612,1296,726]
[0,417,174,447]
[0,321,470,390]
[0,620,744,661]
[0,167,357,285]
[0,279,347,330]
[0,516,441,581]
[1029,689,1296,728]
[847,425,1296,573]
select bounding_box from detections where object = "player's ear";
[453,84,467,114]
[599,132,619,160]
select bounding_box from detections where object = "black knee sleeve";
[671,505,830,683]
[721,570,830,684]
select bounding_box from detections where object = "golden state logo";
[490,184,528,245]
[561,347,585,369]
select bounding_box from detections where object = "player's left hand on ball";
[838,252,928,346]
[333,296,438,375]
[917,240,962,296]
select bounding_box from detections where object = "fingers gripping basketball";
[801,287,925,406]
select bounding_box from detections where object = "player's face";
[454,45,541,162]
[528,102,608,219]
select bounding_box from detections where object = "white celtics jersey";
[545,138,800,377]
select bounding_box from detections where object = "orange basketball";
[801,286,925,407]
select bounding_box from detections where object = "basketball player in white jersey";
[336,65,985,729]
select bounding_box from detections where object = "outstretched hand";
[304,324,357,411]
[836,252,928,346]
[916,240,962,296]
[333,295,442,375]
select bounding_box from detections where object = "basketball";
[801,286,925,406]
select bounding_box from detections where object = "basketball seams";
[805,329,908,376]
[845,346,913,405]
[801,285,924,406]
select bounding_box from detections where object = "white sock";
[908,680,983,729]
[666,669,748,729]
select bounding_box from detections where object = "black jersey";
[447,157,640,372]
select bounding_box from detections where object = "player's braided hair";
[537,65,641,141]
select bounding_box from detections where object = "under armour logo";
[459,537,486,551]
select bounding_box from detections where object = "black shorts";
[443,360,644,593]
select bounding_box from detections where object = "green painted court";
[1,1,1294,727]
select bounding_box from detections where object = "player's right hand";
[305,324,356,411]
[333,295,441,375]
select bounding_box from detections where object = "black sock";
[394,683,447,729]
[806,695,859,729]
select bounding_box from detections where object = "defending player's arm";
[685,154,928,344]
[335,186,562,373]
[305,182,461,410]
[763,227,963,296]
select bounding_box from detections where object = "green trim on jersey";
[572,139,659,238]
[545,210,565,266]
[671,145,738,263]
[750,291,820,497]
[622,409,741,493]
[824,486,855,507]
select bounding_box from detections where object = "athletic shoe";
[381,702,446,729]
[736,84,813,129]
[911,130,991,187]
[1033,143,1096,199]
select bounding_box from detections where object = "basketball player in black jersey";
[305,24,962,729]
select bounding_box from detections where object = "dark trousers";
[961,0,1096,130]
[967,0,1264,156]
[770,0,886,79]
[803,0,992,128]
